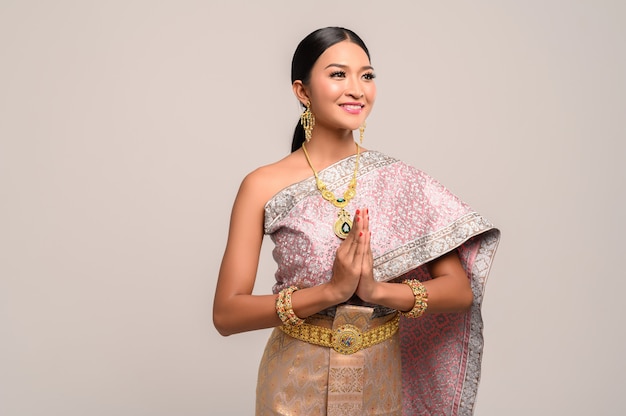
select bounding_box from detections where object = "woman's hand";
[355,208,378,303]
[327,208,369,303]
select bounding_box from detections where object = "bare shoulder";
[239,150,311,207]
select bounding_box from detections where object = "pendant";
[334,208,352,239]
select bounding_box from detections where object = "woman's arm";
[355,209,474,314]
[213,172,369,336]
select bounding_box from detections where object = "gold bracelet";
[275,286,305,326]
[400,279,428,318]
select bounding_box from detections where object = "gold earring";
[300,102,315,142]
[359,121,366,145]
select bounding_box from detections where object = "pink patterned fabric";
[264,151,500,415]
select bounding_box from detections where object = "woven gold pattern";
[279,313,399,355]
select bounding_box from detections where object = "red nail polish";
[359,231,363,237]
[356,209,361,215]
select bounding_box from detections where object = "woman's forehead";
[314,41,371,69]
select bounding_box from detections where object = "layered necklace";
[302,141,360,239]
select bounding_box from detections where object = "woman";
[214,27,500,415]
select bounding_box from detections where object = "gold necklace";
[302,142,360,239]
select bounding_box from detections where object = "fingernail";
[356,209,361,215]
[359,231,363,237]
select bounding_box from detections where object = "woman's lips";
[339,103,364,114]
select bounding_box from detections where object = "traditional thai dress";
[256,151,500,416]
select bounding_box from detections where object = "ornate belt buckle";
[331,324,363,355]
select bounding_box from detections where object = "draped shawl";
[264,150,500,415]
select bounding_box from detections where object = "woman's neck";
[302,127,358,167]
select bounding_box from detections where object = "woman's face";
[305,40,376,132]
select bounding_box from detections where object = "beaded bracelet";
[275,286,305,326]
[400,279,429,318]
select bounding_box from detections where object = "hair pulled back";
[290,27,370,152]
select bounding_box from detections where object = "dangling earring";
[300,101,315,142]
[359,121,366,145]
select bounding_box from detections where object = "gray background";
[1,1,624,415]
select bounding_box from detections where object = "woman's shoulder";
[244,151,309,186]
[364,150,424,176]
[239,151,312,206]
[363,151,446,195]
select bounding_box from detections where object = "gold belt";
[279,313,400,355]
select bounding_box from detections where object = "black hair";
[290,27,371,152]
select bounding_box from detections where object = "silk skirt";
[256,305,402,416]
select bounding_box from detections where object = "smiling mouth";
[340,104,365,111]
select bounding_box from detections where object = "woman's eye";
[329,71,346,78]
[362,72,376,80]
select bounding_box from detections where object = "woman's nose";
[346,78,364,99]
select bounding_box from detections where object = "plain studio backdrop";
[1,1,624,415]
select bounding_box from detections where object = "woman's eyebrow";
[324,63,375,71]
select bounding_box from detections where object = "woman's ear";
[292,81,310,107]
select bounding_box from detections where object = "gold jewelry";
[400,279,429,318]
[280,313,399,355]
[301,141,360,239]
[300,102,315,142]
[359,122,366,145]
[276,286,305,326]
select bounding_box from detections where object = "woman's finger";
[362,223,373,267]
[344,209,362,257]
[353,208,369,262]
[357,207,369,245]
